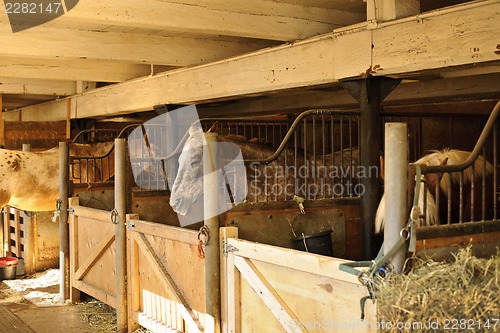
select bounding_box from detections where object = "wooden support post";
[367,0,420,21]
[66,98,72,140]
[342,77,401,259]
[204,132,221,333]
[0,94,4,148]
[220,227,239,333]
[59,142,70,302]
[68,197,81,303]
[384,123,408,273]
[115,138,128,333]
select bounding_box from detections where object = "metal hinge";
[222,239,239,257]
[67,207,75,215]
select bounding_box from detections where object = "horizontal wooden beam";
[7,0,499,120]
[371,0,499,76]
[0,24,275,67]
[52,0,365,41]
[0,77,76,95]
[0,57,174,82]
[197,73,500,117]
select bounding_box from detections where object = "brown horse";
[0,142,113,212]
[375,149,495,233]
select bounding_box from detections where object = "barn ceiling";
[0,0,496,114]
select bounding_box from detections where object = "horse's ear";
[379,155,385,180]
[208,122,219,133]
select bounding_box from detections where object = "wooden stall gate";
[69,199,118,306]
[126,217,207,333]
[221,227,377,333]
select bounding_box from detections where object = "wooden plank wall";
[4,120,66,149]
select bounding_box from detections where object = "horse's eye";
[190,159,201,167]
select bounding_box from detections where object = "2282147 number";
[5,2,62,15]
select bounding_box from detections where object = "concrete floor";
[0,278,115,333]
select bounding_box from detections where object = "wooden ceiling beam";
[0,25,275,66]
[0,77,77,96]
[0,57,174,82]
[51,0,365,41]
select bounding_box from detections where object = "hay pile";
[77,300,151,333]
[374,247,499,332]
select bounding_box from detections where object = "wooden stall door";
[221,227,377,333]
[127,219,207,333]
[69,203,117,306]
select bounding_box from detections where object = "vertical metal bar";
[312,115,317,199]
[435,173,441,225]
[470,163,475,222]
[482,147,487,220]
[283,124,287,202]
[447,173,452,225]
[322,115,326,199]
[384,123,408,273]
[340,116,345,190]
[494,123,498,220]
[59,142,70,303]
[349,116,353,196]
[303,118,307,199]
[115,139,128,333]
[331,115,335,198]
[204,133,221,333]
[459,172,464,223]
[294,126,298,198]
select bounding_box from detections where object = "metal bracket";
[125,219,135,230]
[67,207,75,215]
[222,239,239,257]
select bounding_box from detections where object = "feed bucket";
[291,230,333,256]
[0,257,18,281]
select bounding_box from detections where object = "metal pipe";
[384,123,408,274]
[204,133,221,333]
[115,139,128,333]
[359,82,382,259]
[59,142,70,303]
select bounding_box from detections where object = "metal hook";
[110,209,119,224]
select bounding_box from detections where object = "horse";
[375,149,496,233]
[169,123,362,218]
[0,142,114,212]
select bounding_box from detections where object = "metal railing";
[415,100,499,226]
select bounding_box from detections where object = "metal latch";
[222,239,239,257]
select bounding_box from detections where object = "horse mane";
[375,148,494,233]
[416,148,494,195]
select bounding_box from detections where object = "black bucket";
[291,230,333,256]
[0,257,18,281]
